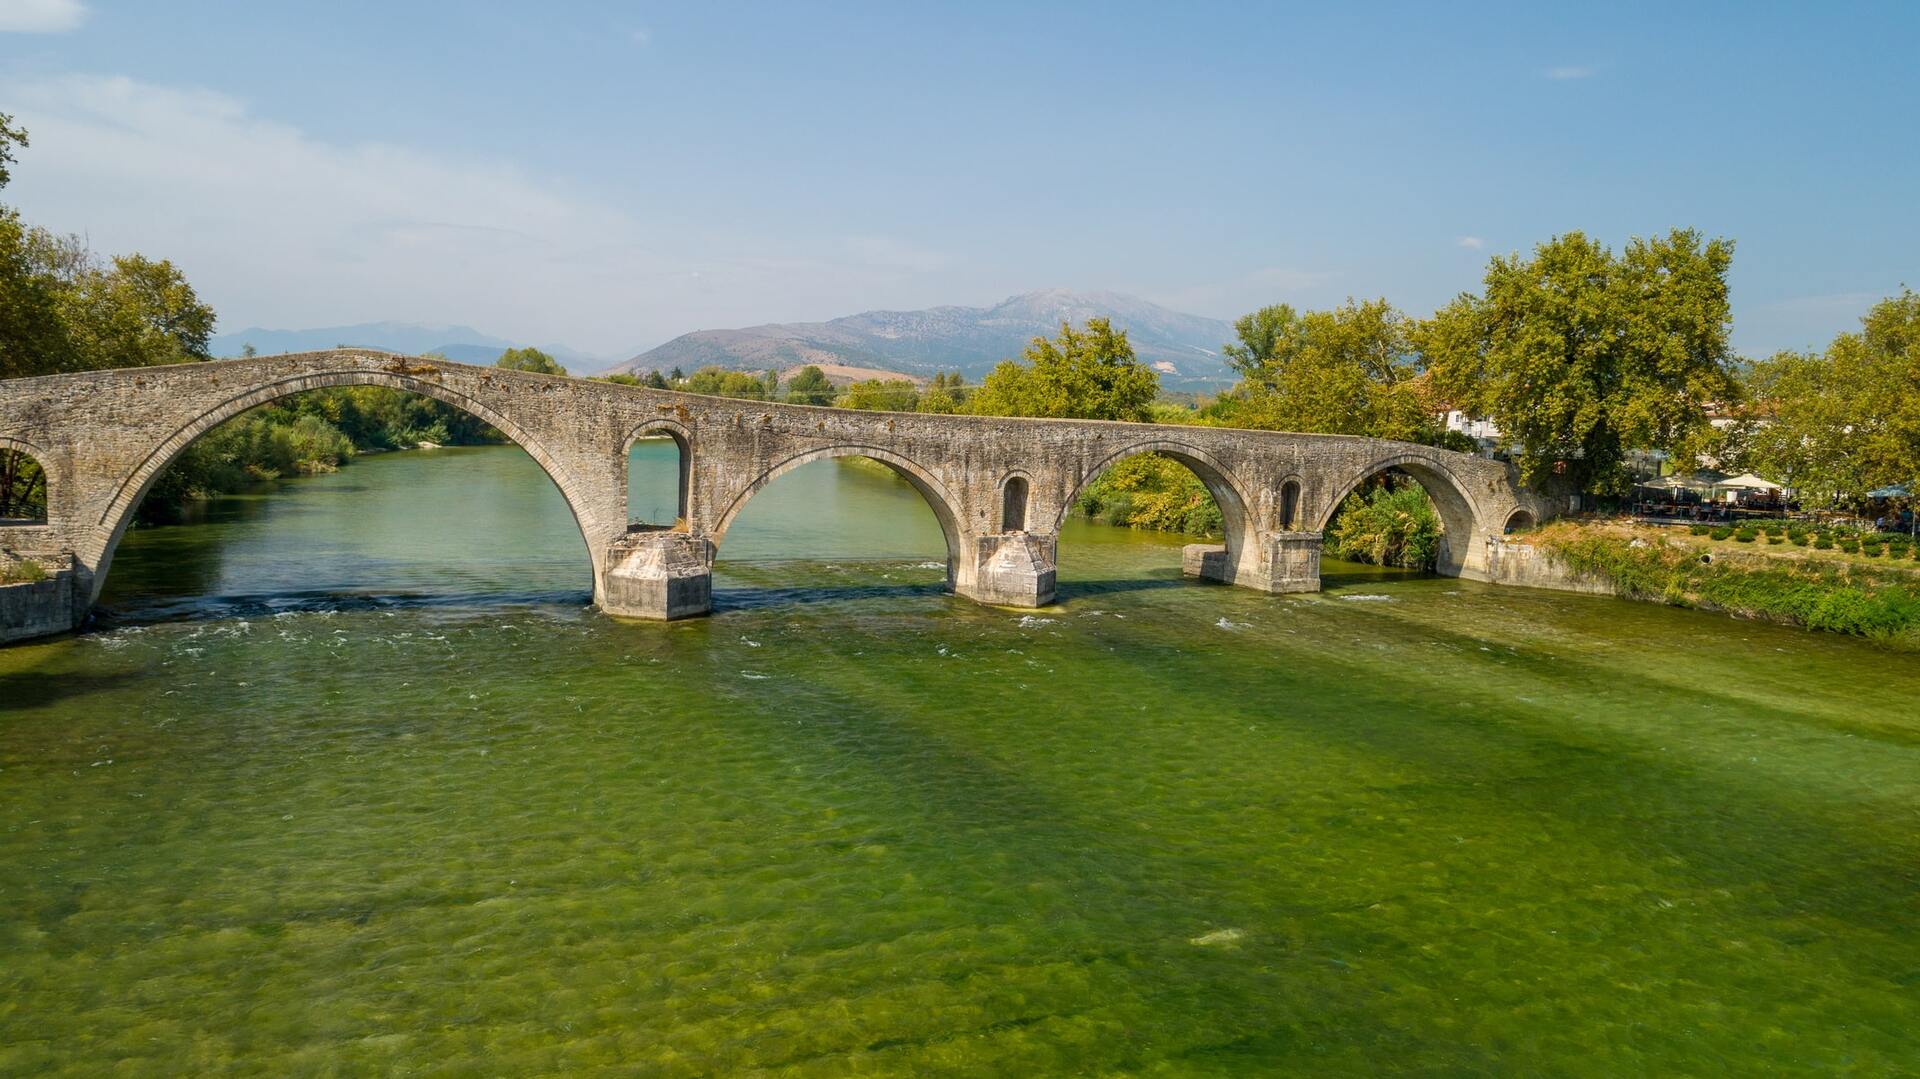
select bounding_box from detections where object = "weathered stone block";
[602,531,713,620]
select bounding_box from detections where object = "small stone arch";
[0,436,52,526]
[1000,472,1031,532]
[1503,507,1536,534]
[1277,476,1303,531]
[624,419,693,529]
[712,444,964,581]
[1057,439,1254,560]
[87,370,604,603]
[1314,449,1491,578]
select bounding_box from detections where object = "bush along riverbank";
[139,387,503,523]
[1324,480,1441,569]
[1530,520,1920,649]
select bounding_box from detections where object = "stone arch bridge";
[0,351,1555,638]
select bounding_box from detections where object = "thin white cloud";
[0,73,956,354]
[0,0,86,32]
[1543,65,1596,80]
[630,27,651,46]
[1456,235,1485,250]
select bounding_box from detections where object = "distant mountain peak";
[611,289,1235,388]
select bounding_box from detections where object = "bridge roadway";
[0,351,1555,639]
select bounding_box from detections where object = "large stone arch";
[1054,439,1256,557]
[623,418,694,528]
[85,369,605,603]
[711,444,964,583]
[1312,448,1492,578]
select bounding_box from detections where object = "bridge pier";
[1183,530,1322,593]
[955,531,1057,607]
[601,531,713,621]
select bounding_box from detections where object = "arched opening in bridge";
[1315,457,1480,585]
[1278,479,1301,531]
[1503,508,1535,534]
[1001,475,1029,532]
[1056,447,1243,596]
[98,385,594,615]
[0,446,49,525]
[627,427,689,529]
[710,449,959,609]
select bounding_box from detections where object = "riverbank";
[1501,519,1920,648]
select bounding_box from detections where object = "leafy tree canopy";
[1727,289,1920,504]
[1421,229,1736,494]
[495,346,566,376]
[967,318,1157,422]
[1210,298,1432,440]
[0,112,24,190]
[684,366,772,400]
[785,365,835,406]
[839,378,919,411]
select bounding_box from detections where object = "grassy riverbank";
[1531,519,1920,648]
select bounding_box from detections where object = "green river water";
[2,443,1916,1075]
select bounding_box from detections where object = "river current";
[3,443,1915,1074]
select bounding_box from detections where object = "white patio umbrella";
[1715,473,1783,491]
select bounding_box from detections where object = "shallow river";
[3,444,1916,1074]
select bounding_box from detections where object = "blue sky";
[2,1,1915,359]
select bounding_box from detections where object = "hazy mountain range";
[608,290,1237,387]
[214,290,1241,388]
[209,323,601,371]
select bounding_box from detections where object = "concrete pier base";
[602,531,713,620]
[1183,530,1322,593]
[957,532,1057,607]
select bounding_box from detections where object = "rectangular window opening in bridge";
[1002,475,1029,532]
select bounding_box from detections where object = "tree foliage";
[967,318,1158,421]
[916,371,967,414]
[1422,229,1736,494]
[495,347,566,376]
[1325,480,1443,569]
[1727,289,1920,504]
[0,112,23,190]
[786,365,834,406]
[682,366,774,399]
[839,378,919,411]
[1210,299,1433,439]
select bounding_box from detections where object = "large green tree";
[784,365,834,406]
[967,318,1157,421]
[1421,229,1736,493]
[495,346,566,376]
[1730,290,1920,504]
[684,366,771,399]
[1212,298,1432,439]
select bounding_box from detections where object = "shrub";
[1813,535,1834,550]
[1073,453,1223,536]
[1711,527,1733,541]
[1325,481,1443,569]
[1864,543,1886,558]
[1766,532,1787,544]
[1,558,48,584]
[1789,530,1811,546]
[1734,529,1758,543]
[1688,523,1712,536]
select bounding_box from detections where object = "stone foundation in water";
[0,553,79,644]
